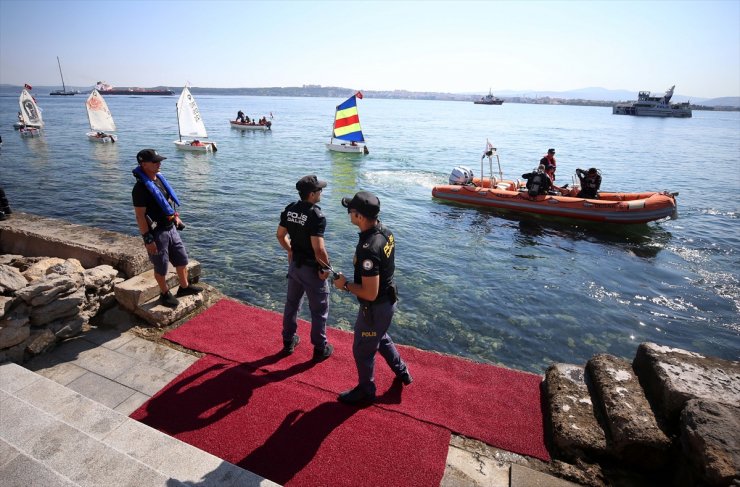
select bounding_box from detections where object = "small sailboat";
[326,91,368,154]
[50,57,76,96]
[17,87,43,137]
[85,89,117,143]
[174,86,217,152]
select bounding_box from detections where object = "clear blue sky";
[1,0,738,98]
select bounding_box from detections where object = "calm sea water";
[1,94,738,373]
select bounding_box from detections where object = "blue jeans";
[282,261,329,349]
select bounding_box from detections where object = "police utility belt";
[358,283,398,306]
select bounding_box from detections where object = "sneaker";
[158,290,179,308]
[338,386,375,406]
[396,370,413,386]
[176,284,203,297]
[282,335,300,354]
[312,343,334,362]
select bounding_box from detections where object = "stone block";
[0,212,151,278]
[29,287,84,326]
[15,273,82,307]
[586,353,671,469]
[681,399,740,486]
[134,290,203,327]
[0,295,17,318]
[84,264,119,293]
[0,264,27,293]
[114,259,201,311]
[633,342,740,429]
[21,257,66,282]
[544,363,608,459]
[25,329,56,356]
[0,323,30,349]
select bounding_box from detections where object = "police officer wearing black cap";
[333,191,412,405]
[277,175,334,361]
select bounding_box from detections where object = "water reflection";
[90,141,120,168]
[21,134,49,159]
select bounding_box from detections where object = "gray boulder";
[16,273,83,307]
[0,264,28,293]
[681,399,740,486]
[29,287,85,326]
[633,342,740,429]
[83,264,119,293]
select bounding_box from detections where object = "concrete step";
[543,363,608,460]
[1,438,79,487]
[114,260,204,327]
[114,260,201,311]
[0,362,279,487]
[585,354,671,470]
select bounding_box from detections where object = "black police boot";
[338,386,375,406]
[312,343,333,362]
[282,334,300,354]
[395,369,413,386]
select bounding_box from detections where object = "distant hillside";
[1,83,737,108]
[701,97,740,108]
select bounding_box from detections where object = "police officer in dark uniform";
[277,175,334,361]
[333,191,412,405]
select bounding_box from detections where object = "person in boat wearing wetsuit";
[132,149,202,308]
[576,168,602,198]
[521,165,553,197]
[236,110,246,123]
[332,191,412,405]
[277,175,334,362]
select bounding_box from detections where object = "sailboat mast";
[57,56,67,92]
[176,102,182,141]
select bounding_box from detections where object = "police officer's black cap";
[137,149,166,164]
[296,175,327,193]
[547,148,556,154]
[341,191,380,219]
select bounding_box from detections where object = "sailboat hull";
[174,140,216,152]
[20,127,41,138]
[87,132,117,143]
[326,142,366,153]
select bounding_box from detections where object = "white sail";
[19,89,43,127]
[86,89,116,132]
[176,87,207,138]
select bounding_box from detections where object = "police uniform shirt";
[132,179,175,229]
[353,223,395,302]
[279,200,326,265]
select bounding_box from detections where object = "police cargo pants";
[353,300,406,395]
[282,261,329,349]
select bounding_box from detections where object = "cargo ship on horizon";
[95,81,174,96]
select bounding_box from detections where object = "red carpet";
[163,298,550,461]
[132,354,450,486]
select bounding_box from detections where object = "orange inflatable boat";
[432,173,678,224]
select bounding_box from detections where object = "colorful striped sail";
[331,93,365,142]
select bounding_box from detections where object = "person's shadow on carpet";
[239,401,361,485]
[134,352,319,435]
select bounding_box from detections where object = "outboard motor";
[449,166,475,185]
